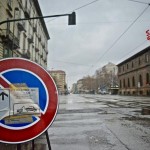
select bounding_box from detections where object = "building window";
[25,0,27,8]
[128,78,130,87]
[146,73,149,84]
[119,67,121,73]
[139,58,141,65]
[132,76,135,87]
[123,66,124,72]
[3,49,10,58]
[132,61,134,68]
[139,74,143,87]
[7,22,10,31]
[145,54,149,62]
[120,80,122,88]
[23,34,25,49]
[28,42,30,51]
[123,79,126,88]
[17,30,21,40]
[127,64,128,69]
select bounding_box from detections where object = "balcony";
[17,21,26,31]
[0,29,19,49]
[35,47,39,52]
[28,34,33,43]
[24,7,30,18]
[22,50,31,59]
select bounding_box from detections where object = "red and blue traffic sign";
[0,58,58,143]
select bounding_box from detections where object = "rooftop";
[117,46,150,66]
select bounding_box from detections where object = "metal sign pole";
[45,130,52,150]
[17,144,21,150]
[32,140,35,150]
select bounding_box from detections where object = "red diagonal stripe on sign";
[0,77,9,88]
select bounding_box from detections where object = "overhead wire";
[46,0,150,79]
[117,40,147,64]
[128,0,150,5]
[86,3,150,74]
[46,0,101,23]
[45,0,150,24]
[49,59,92,67]
[73,0,101,11]
[47,19,150,25]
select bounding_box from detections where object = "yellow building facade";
[48,70,67,94]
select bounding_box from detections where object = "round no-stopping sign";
[0,58,58,143]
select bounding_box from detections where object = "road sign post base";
[45,130,52,150]
[16,130,51,150]
[17,144,21,150]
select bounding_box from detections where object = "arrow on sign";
[0,92,8,101]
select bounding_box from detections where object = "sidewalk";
[0,133,49,150]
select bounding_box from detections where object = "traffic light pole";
[0,12,76,26]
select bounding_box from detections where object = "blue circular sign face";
[3,70,47,111]
[0,58,58,143]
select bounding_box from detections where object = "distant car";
[25,106,37,112]
[99,90,108,95]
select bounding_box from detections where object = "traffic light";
[68,12,76,25]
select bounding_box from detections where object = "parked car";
[99,90,108,95]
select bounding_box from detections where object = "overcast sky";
[38,0,150,88]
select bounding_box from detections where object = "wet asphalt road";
[48,94,150,150]
[0,94,150,150]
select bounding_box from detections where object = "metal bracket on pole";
[0,12,76,26]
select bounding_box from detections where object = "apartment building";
[101,62,118,75]
[0,0,50,68]
[117,46,150,96]
[48,70,67,94]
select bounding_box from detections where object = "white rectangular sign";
[0,88,40,121]
[0,89,10,110]
[0,89,10,120]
